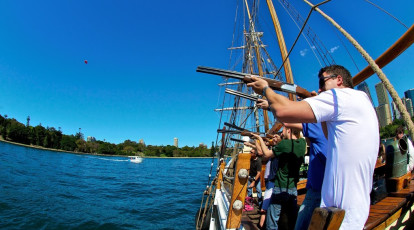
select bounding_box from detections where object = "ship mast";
[266,0,296,101]
[244,0,270,133]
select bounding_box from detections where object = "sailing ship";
[196,0,414,229]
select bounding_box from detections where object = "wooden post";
[217,161,226,190]
[226,153,250,229]
[308,207,345,230]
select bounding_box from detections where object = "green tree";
[97,142,117,155]
[7,119,29,144]
[61,135,77,151]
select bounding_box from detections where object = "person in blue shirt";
[257,99,327,230]
[287,122,326,230]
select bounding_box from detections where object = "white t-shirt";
[305,88,379,230]
[407,138,414,172]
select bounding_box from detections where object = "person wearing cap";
[247,65,379,230]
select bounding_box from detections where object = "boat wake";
[83,156,129,162]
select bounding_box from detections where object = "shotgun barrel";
[225,88,260,101]
[197,66,313,98]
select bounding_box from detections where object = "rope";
[332,28,360,72]
[364,0,408,29]
[277,0,335,67]
[273,2,316,78]
[303,0,414,146]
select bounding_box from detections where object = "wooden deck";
[241,174,414,230]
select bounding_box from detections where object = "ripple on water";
[0,142,215,230]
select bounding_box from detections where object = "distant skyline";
[0,1,413,146]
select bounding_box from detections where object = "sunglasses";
[319,74,338,89]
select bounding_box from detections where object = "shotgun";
[197,66,313,99]
[225,88,260,101]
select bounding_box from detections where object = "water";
[0,141,215,230]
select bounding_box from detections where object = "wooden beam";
[226,153,250,229]
[217,161,225,190]
[352,24,414,85]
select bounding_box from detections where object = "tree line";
[379,117,414,139]
[0,115,217,157]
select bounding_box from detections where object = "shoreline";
[0,138,213,159]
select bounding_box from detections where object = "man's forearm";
[265,87,316,123]
[255,172,261,181]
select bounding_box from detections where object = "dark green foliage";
[0,115,214,157]
[60,135,78,151]
[380,118,414,139]
[6,119,29,144]
[97,142,117,155]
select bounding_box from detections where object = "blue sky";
[0,0,413,147]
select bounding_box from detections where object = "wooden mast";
[266,0,296,101]
[304,0,414,139]
[244,0,270,133]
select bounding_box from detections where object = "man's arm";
[248,171,261,188]
[247,77,317,123]
[251,133,274,158]
[284,122,303,130]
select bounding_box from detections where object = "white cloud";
[329,46,339,53]
[300,48,308,57]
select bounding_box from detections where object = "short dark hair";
[291,128,301,139]
[318,65,353,88]
[396,126,405,136]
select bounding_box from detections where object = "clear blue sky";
[0,0,413,147]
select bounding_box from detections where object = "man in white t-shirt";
[246,65,379,229]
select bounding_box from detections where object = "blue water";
[0,141,215,229]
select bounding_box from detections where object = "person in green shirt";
[257,126,306,230]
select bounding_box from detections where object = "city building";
[375,82,390,105]
[139,139,145,146]
[392,101,401,120]
[402,97,414,117]
[376,104,392,128]
[356,81,374,106]
[87,136,96,142]
[404,89,414,112]
[375,82,392,127]
[174,137,178,148]
[392,98,414,120]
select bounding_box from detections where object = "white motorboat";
[129,156,143,163]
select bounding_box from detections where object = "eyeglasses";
[319,74,337,89]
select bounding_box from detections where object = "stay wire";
[364,0,408,29]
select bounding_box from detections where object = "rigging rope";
[274,0,332,78]
[277,0,335,67]
[332,28,360,72]
[364,0,408,29]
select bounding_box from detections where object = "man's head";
[396,126,405,140]
[250,148,257,159]
[318,65,353,91]
[281,127,301,140]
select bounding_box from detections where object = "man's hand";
[257,98,269,110]
[247,76,269,95]
[248,180,255,188]
[273,134,282,144]
[244,142,256,149]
